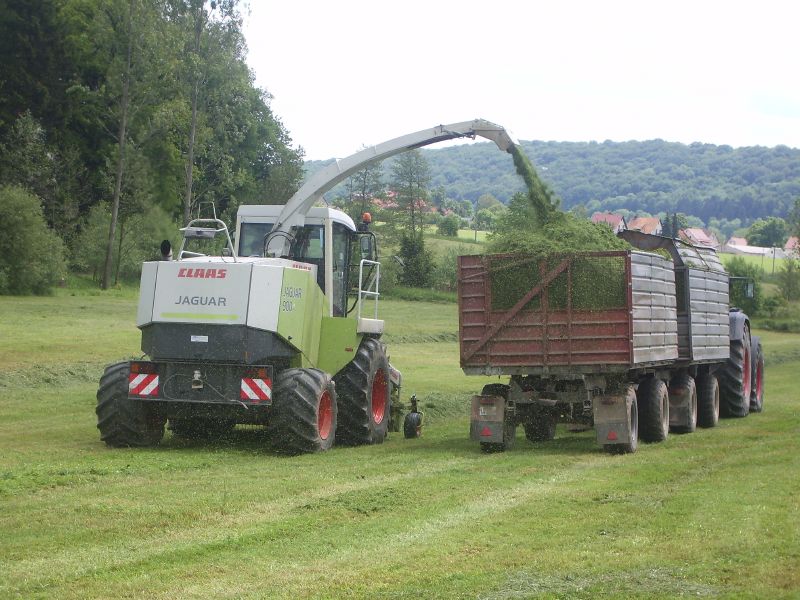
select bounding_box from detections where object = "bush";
[777,258,800,301]
[437,215,460,237]
[0,186,66,295]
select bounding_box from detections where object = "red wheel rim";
[371,369,387,425]
[318,390,333,440]
[743,344,751,401]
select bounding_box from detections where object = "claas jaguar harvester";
[459,230,765,453]
[97,119,517,453]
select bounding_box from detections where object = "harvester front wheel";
[96,361,165,447]
[335,338,390,445]
[267,368,337,454]
[720,325,752,418]
[637,377,669,443]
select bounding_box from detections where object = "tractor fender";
[728,309,750,343]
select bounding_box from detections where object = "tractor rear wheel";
[749,336,765,413]
[637,377,669,443]
[96,361,165,447]
[696,372,720,428]
[266,368,337,454]
[335,338,390,445]
[720,325,752,418]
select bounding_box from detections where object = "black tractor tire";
[669,373,697,434]
[266,368,337,454]
[334,338,391,446]
[523,407,557,442]
[169,417,235,440]
[96,361,165,447]
[696,372,720,428]
[750,336,765,413]
[720,325,752,418]
[403,412,423,438]
[637,377,669,443]
[480,383,510,398]
[603,384,639,454]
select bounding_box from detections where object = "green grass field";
[1,292,799,599]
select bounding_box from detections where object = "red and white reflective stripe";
[128,373,159,397]
[240,377,272,401]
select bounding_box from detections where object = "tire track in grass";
[2,455,480,597]
[155,456,608,599]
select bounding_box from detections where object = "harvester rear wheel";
[96,361,165,447]
[749,336,764,413]
[720,325,752,418]
[335,338,390,445]
[266,368,337,454]
[637,377,669,443]
[696,372,720,428]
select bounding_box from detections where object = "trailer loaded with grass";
[458,230,764,453]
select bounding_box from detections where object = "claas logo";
[177,268,227,279]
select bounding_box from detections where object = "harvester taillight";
[130,361,157,374]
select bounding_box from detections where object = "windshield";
[237,222,274,257]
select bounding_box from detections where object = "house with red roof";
[590,212,627,234]
[785,236,799,256]
[627,216,663,236]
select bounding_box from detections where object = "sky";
[242,0,800,160]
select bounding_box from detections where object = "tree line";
[307,137,800,233]
[0,0,303,292]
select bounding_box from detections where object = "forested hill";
[308,139,800,226]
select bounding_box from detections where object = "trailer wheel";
[696,372,720,428]
[169,417,235,439]
[96,361,165,447]
[637,377,669,443]
[603,385,638,454]
[266,368,337,454]
[335,338,390,445]
[749,336,765,413]
[669,374,697,434]
[719,324,752,418]
[523,407,557,442]
[479,384,515,452]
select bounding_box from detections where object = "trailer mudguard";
[593,386,636,446]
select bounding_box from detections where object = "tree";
[397,234,433,288]
[0,186,66,295]
[391,149,430,237]
[747,217,788,248]
[476,193,502,211]
[437,214,460,237]
[345,155,383,220]
[777,259,800,302]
